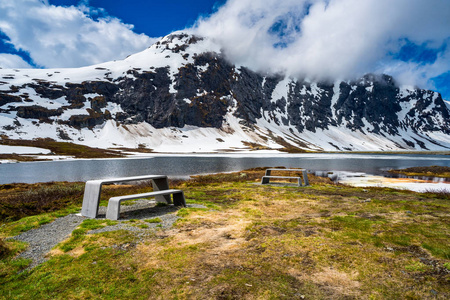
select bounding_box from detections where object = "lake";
[1,153,450,186]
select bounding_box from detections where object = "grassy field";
[0,169,449,299]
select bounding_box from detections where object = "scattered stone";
[11,214,84,269]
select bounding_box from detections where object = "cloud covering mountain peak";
[193,0,450,89]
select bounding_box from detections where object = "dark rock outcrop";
[16,105,63,120]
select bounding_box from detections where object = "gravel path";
[11,201,205,269]
[12,214,85,269]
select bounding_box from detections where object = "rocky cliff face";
[0,32,449,152]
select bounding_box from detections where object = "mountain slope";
[0,32,449,152]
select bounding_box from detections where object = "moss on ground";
[0,168,449,299]
[389,165,450,178]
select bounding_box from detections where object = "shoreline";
[1,149,450,165]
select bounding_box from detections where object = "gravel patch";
[89,201,206,235]
[10,200,206,269]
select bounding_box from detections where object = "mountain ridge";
[0,32,449,153]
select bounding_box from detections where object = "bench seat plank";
[109,189,183,201]
[106,189,186,220]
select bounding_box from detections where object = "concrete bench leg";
[302,170,309,186]
[173,191,186,207]
[152,178,172,204]
[261,177,270,184]
[81,181,103,218]
[105,197,121,220]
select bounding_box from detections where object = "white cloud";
[0,0,158,68]
[0,53,32,68]
[193,0,450,88]
[0,0,448,94]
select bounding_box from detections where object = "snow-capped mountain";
[0,32,449,152]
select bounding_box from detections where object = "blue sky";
[0,0,449,100]
[49,0,225,36]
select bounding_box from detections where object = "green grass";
[0,169,448,299]
[145,218,162,223]
[56,219,119,252]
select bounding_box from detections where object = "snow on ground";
[270,78,290,103]
[0,145,51,154]
[339,173,450,193]
[78,112,278,153]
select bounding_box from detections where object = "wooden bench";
[106,189,185,220]
[81,175,180,219]
[261,168,309,187]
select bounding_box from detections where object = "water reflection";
[1,153,450,185]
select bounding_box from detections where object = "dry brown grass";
[0,136,124,159]
[0,182,85,221]
[120,175,449,299]
[389,165,450,178]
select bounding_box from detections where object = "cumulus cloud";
[0,53,32,68]
[193,0,450,88]
[0,0,157,68]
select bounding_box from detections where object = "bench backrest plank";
[262,168,309,186]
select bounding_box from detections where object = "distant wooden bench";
[81,175,185,219]
[261,168,309,187]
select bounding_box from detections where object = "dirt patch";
[311,267,361,298]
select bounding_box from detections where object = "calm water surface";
[1,153,450,184]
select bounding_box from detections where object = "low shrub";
[0,238,9,258]
[0,182,84,221]
[423,188,450,200]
